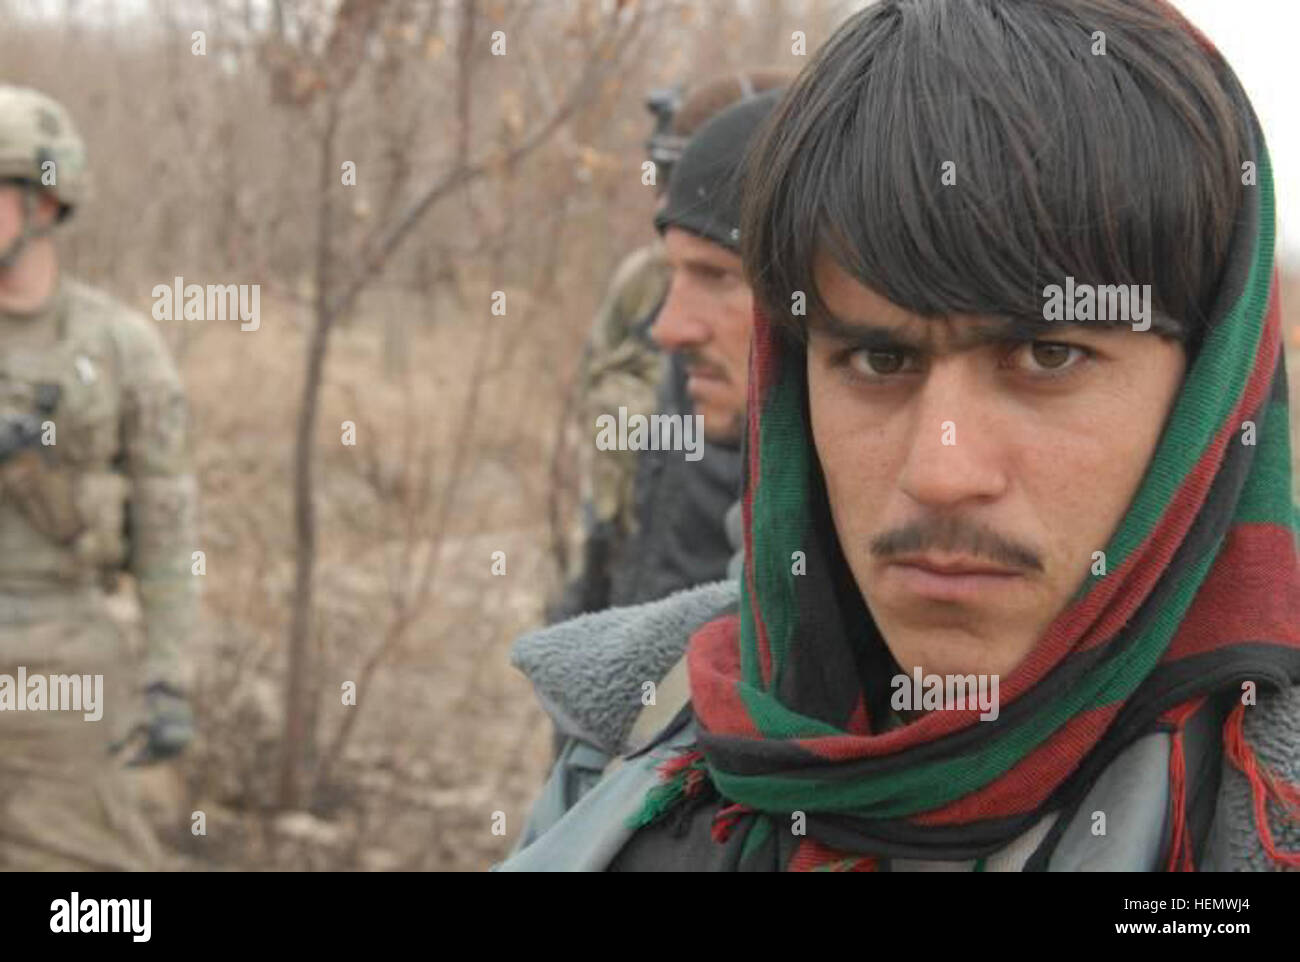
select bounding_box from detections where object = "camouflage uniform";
[0,86,196,870]
[579,240,669,533]
[551,241,669,621]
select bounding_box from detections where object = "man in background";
[514,88,788,835]
[551,69,792,623]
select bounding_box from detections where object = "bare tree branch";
[328,4,645,323]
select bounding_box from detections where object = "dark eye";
[849,349,910,377]
[1015,341,1090,375]
[1030,342,1071,368]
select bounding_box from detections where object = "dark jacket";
[607,353,741,607]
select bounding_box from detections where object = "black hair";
[740,0,1251,347]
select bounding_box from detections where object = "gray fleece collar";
[511,580,740,755]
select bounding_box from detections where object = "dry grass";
[132,287,570,871]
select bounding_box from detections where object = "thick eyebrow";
[809,309,1182,352]
[680,256,732,273]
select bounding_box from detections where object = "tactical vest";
[0,280,130,588]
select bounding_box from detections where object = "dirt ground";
[124,290,561,872]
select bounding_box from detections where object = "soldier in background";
[546,88,676,623]
[0,85,196,869]
[550,69,793,623]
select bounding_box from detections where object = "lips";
[883,553,1025,603]
[889,553,1021,577]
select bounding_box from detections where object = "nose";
[895,359,1010,510]
[650,276,711,353]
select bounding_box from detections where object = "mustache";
[679,350,729,381]
[870,516,1044,572]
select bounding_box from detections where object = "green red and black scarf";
[629,36,1300,872]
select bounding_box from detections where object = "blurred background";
[0,0,1295,871]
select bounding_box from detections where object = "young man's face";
[807,252,1187,681]
[651,226,753,444]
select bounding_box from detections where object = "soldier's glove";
[133,682,194,765]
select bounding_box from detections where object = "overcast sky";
[1171,0,1297,260]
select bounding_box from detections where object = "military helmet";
[0,85,88,217]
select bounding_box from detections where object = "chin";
[875,613,1026,679]
[700,409,744,446]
